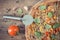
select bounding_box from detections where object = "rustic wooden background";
[0,0,40,40]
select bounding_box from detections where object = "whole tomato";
[8,25,19,36]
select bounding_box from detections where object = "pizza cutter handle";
[3,16,22,20]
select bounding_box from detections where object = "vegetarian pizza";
[25,0,60,40]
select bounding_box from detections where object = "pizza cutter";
[3,15,34,26]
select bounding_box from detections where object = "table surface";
[0,0,40,40]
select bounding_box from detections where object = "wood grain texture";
[0,0,40,40]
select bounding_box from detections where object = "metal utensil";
[3,15,34,26]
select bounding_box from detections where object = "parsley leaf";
[53,23,60,29]
[47,12,53,18]
[39,5,46,10]
[17,8,23,14]
[34,18,40,24]
[45,24,51,29]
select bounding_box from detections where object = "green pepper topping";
[39,5,46,10]
[47,12,53,18]
[34,18,40,24]
[50,34,56,40]
[45,24,51,29]
[35,31,42,38]
[17,8,23,14]
[53,23,60,29]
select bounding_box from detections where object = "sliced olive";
[45,24,51,29]
[47,12,53,18]
[53,23,60,29]
[39,5,46,10]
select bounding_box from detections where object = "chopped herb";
[45,24,51,29]
[39,5,46,10]
[50,34,56,40]
[35,31,42,38]
[47,12,53,18]
[17,8,23,14]
[53,23,60,29]
[34,18,40,24]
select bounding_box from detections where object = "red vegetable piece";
[45,31,50,36]
[42,36,50,40]
[8,25,19,36]
[53,29,58,35]
[58,27,60,31]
